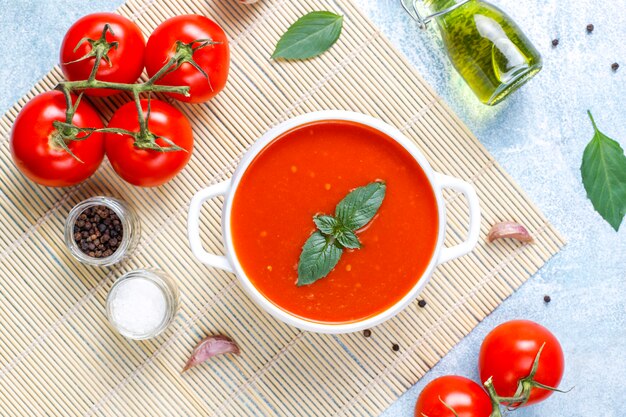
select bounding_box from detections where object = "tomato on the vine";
[145,15,230,103]
[105,99,193,187]
[415,376,493,417]
[60,13,145,96]
[10,91,105,187]
[479,320,564,406]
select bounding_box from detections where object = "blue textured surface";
[1,0,625,416]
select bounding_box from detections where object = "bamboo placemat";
[0,0,564,416]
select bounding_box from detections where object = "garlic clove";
[487,221,534,243]
[183,334,240,372]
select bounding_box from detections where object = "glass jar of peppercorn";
[64,196,141,267]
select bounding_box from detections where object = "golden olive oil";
[426,0,542,105]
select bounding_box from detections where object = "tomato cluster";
[11,13,230,187]
[415,320,565,417]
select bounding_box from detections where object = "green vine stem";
[63,23,118,82]
[482,378,505,417]
[55,29,216,158]
[144,39,219,87]
[61,79,189,96]
[481,343,570,414]
[438,396,460,417]
[504,343,571,410]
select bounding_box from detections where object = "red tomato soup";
[231,121,439,323]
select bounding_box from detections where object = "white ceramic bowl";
[188,111,480,334]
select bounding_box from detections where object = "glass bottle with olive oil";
[403,0,542,105]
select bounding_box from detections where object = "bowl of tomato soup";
[188,111,480,333]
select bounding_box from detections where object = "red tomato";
[10,91,105,187]
[60,13,145,96]
[415,376,492,417]
[105,99,193,187]
[479,320,564,406]
[145,15,230,103]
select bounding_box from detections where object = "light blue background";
[1,0,624,415]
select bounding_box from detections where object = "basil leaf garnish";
[297,232,343,286]
[313,215,339,235]
[335,181,386,230]
[581,111,626,231]
[272,11,343,60]
[297,181,386,286]
[335,230,361,249]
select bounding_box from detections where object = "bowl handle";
[187,180,234,272]
[435,173,481,265]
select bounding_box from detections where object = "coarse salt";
[108,277,167,337]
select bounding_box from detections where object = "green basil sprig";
[297,181,386,286]
[272,11,344,60]
[581,111,626,231]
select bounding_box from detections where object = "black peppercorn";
[363,329,371,338]
[418,299,427,308]
[612,63,620,72]
[73,205,123,258]
[586,24,594,33]
[544,295,551,303]
[552,38,559,47]
[392,343,400,352]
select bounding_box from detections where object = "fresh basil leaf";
[581,111,626,231]
[335,181,386,231]
[313,215,338,235]
[297,181,385,285]
[335,230,361,249]
[272,11,343,60]
[297,231,342,286]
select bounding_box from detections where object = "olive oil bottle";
[404,0,542,105]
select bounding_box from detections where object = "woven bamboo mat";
[0,0,564,416]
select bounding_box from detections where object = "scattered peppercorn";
[544,295,551,303]
[363,329,371,338]
[586,24,594,33]
[418,299,427,308]
[392,343,400,352]
[612,63,620,72]
[551,38,559,47]
[73,205,123,258]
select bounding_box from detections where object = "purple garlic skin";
[183,335,240,372]
[487,222,534,243]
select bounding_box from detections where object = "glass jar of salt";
[106,269,180,340]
